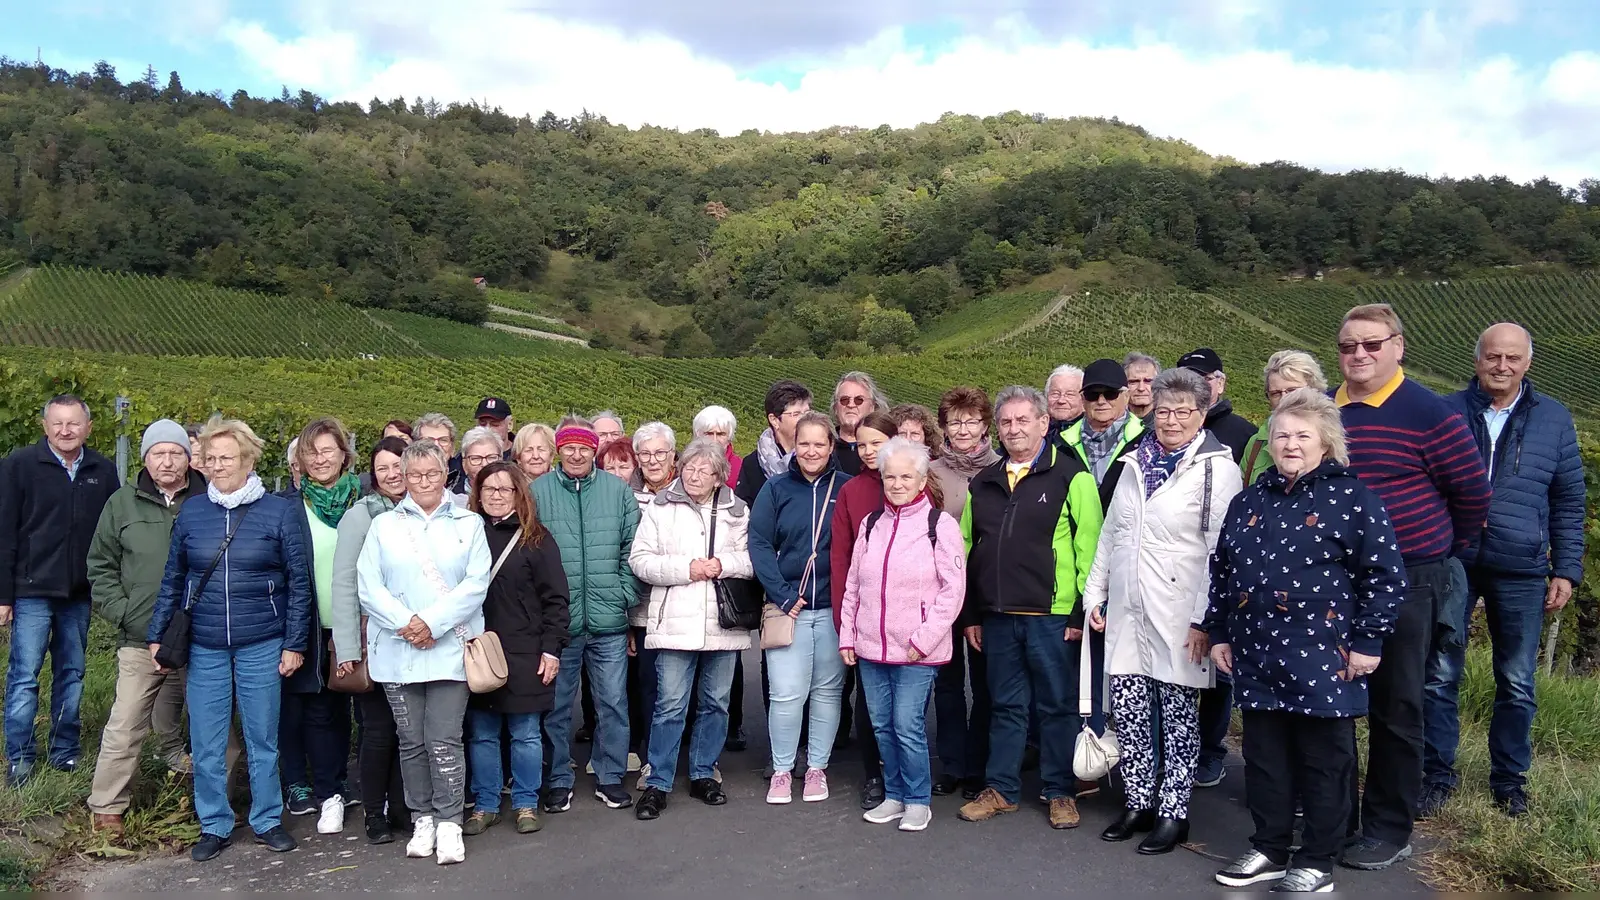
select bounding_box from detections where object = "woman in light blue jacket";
[357,440,491,866]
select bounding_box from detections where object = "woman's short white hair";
[1268,389,1350,467]
[677,438,730,484]
[400,438,448,473]
[460,425,504,455]
[633,421,677,452]
[877,436,930,480]
[692,405,737,441]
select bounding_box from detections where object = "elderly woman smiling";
[1085,368,1244,855]
[513,423,557,482]
[1203,389,1404,894]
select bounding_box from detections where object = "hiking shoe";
[317,795,346,834]
[636,787,667,820]
[462,810,499,836]
[1272,867,1335,892]
[1215,849,1288,887]
[802,768,830,802]
[1048,796,1080,829]
[543,787,573,813]
[1494,788,1529,818]
[958,787,1019,822]
[863,799,906,824]
[898,804,932,832]
[595,783,633,809]
[434,821,464,865]
[1339,836,1411,870]
[860,776,885,809]
[1194,757,1226,788]
[190,832,229,861]
[767,770,794,804]
[286,783,316,816]
[1416,783,1452,820]
[253,826,296,852]
[406,816,436,858]
[515,807,543,833]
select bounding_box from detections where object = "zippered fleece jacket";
[838,492,966,665]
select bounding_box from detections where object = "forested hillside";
[1,57,1597,357]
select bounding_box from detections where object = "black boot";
[1136,817,1189,855]
[1101,808,1156,842]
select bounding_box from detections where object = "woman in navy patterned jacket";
[1200,389,1406,894]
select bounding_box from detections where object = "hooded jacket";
[471,513,571,714]
[0,438,120,605]
[531,466,641,637]
[838,492,966,666]
[749,455,849,613]
[630,481,756,652]
[1204,460,1406,717]
[87,468,207,648]
[1204,398,1258,465]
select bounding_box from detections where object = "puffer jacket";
[749,455,849,613]
[838,492,966,666]
[330,492,397,665]
[1447,378,1586,584]
[88,469,207,648]
[630,481,755,652]
[1204,460,1407,717]
[532,466,641,637]
[148,485,312,652]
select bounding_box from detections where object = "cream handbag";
[1072,631,1120,780]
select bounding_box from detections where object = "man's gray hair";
[285,437,300,468]
[460,425,504,455]
[692,405,737,441]
[559,413,595,431]
[1046,364,1084,392]
[42,393,92,420]
[994,385,1048,420]
[401,437,449,473]
[1152,368,1211,412]
[832,371,889,413]
[412,412,457,444]
[1475,322,1534,361]
[1123,352,1161,371]
[677,437,730,484]
[632,421,677,452]
[877,437,931,479]
[591,410,625,431]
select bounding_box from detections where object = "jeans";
[1243,711,1355,869]
[4,597,92,767]
[766,607,846,774]
[1424,569,1547,794]
[357,689,407,817]
[546,632,630,789]
[88,646,192,814]
[467,708,544,811]
[188,638,285,838]
[279,685,350,802]
[1352,559,1446,846]
[647,650,737,789]
[933,626,990,780]
[981,613,1076,803]
[858,660,937,805]
[384,680,470,825]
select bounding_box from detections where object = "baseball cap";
[475,397,512,421]
[1178,348,1224,376]
[1081,359,1127,392]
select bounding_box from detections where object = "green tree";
[859,302,917,350]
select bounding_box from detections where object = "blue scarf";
[1136,432,1195,499]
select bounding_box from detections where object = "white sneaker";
[898,804,932,832]
[405,816,436,858]
[863,799,906,824]
[635,763,652,792]
[316,795,346,834]
[434,821,465,865]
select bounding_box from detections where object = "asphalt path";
[76,648,1426,892]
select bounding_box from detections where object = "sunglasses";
[1337,334,1398,356]
[1082,388,1121,403]
[837,396,870,408]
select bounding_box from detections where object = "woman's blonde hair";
[1262,350,1328,392]
[1267,388,1349,466]
[199,414,265,470]
[513,423,556,456]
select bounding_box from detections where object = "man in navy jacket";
[1425,323,1585,819]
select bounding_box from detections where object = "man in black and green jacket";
[956,386,1103,831]
[1059,358,1147,511]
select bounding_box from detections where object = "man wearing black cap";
[1060,359,1146,511]
[1177,348,1256,792]
[475,397,514,447]
[1177,349,1256,464]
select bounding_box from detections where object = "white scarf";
[208,472,266,509]
[755,427,792,478]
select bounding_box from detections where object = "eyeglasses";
[405,471,444,484]
[464,454,500,466]
[681,466,716,480]
[1337,334,1399,356]
[203,454,238,467]
[306,447,343,461]
[1082,388,1121,403]
[480,485,517,498]
[837,396,870,408]
[1046,390,1080,401]
[1266,387,1303,402]
[1154,408,1199,421]
[637,450,673,463]
[946,418,985,430]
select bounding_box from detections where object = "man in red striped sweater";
[1332,303,1491,872]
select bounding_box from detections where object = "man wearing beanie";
[84,419,213,833]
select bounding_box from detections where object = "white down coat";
[629,480,755,652]
[1084,432,1244,689]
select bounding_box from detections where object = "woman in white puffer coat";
[628,438,754,819]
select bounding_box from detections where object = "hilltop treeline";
[0,58,1596,354]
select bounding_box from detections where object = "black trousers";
[847,667,882,775]
[1351,559,1447,846]
[279,686,350,802]
[357,689,407,816]
[1243,711,1354,869]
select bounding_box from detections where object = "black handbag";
[156,504,252,670]
[708,493,761,631]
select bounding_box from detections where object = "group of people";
[0,306,1583,891]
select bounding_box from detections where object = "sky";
[9,0,1600,186]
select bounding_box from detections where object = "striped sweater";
[1336,375,1491,565]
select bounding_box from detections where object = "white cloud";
[218,0,1600,186]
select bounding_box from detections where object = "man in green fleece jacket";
[84,420,211,836]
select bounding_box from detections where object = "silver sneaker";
[1272,867,1334,893]
[1216,849,1288,887]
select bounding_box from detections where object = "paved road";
[76,650,1426,892]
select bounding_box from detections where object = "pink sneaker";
[802,768,830,802]
[766,770,794,805]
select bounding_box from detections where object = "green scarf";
[302,472,360,529]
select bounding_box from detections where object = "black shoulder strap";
[863,509,884,550]
[187,503,253,611]
[926,507,940,548]
[707,490,719,557]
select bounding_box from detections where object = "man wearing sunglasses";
[830,372,886,478]
[1059,359,1145,511]
[1333,303,1490,872]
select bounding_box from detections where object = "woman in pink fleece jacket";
[838,438,967,833]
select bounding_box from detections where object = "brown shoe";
[1049,796,1081,829]
[1076,778,1101,798]
[957,787,1019,822]
[91,813,125,837]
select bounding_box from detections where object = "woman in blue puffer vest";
[148,415,312,863]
